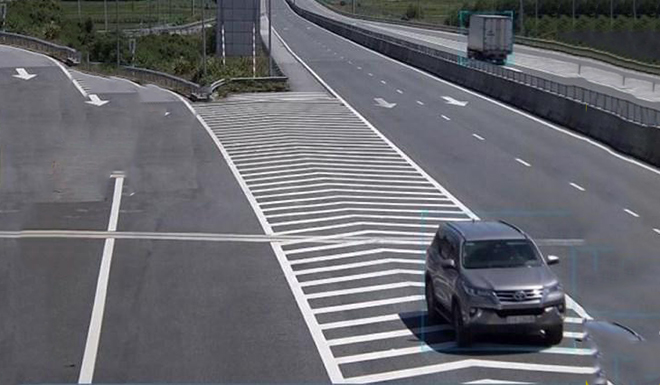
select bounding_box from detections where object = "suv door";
[435,228,459,310]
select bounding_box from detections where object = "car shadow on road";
[400,311,548,357]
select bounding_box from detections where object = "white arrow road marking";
[85,94,109,107]
[442,96,469,106]
[374,98,396,108]
[13,68,37,80]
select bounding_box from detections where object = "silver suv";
[425,221,566,347]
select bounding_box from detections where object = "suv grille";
[495,288,543,302]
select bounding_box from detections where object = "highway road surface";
[1,0,660,383]
[298,0,660,107]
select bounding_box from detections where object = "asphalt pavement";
[267,0,660,382]
[298,0,660,107]
[0,46,326,384]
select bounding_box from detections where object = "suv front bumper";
[464,302,565,334]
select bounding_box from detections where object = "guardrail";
[289,0,660,168]
[122,17,216,36]
[294,2,659,128]
[0,31,81,65]
[312,0,660,77]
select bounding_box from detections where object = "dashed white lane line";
[78,174,124,384]
[368,72,373,76]
[515,158,532,167]
[357,66,362,70]
[624,208,640,218]
[441,115,451,121]
[348,60,353,64]
[396,89,403,94]
[569,182,586,192]
[380,80,387,85]
[416,100,425,106]
[654,228,660,235]
[472,134,485,141]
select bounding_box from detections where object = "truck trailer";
[467,14,513,65]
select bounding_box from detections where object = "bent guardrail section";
[0,31,81,65]
[289,0,660,168]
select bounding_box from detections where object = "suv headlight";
[462,282,493,297]
[544,283,563,294]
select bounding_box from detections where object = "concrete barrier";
[287,0,660,168]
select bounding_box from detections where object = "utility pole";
[191,0,195,18]
[633,0,637,19]
[268,0,273,76]
[353,0,356,14]
[116,0,120,66]
[104,0,109,31]
[0,3,6,32]
[572,0,575,28]
[202,0,207,76]
[535,0,539,35]
[610,0,614,28]
[519,0,524,35]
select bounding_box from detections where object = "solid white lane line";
[380,80,387,85]
[337,344,596,366]
[281,230,435,247]
[252,182,437,194]
[295,258,424,275]
[290,248,422,266]
[563,331,587,339]
[261,195,451,207]
[256,188,447,200]
[441,115,451,121]
[267,206,462,218]
[78,175,124,384]
[263,201,454,212]
[624,208,640,218]
[250,175,434,188]
[173,90,343,381]
[328,324,451,346]
[472,134,485,141]
[247,170,423,183]
[273,216,450,230]
[416,100,425,105]
[305,282,424,299]
[396,89,403,94]
[278,221,450,235]
[515,158,532,167]
[312,295,425,314]
[570,182,586,191]
[564,317,584,324]
[320,311,426,330]
[344,359,599,383]
[299,269,424,287]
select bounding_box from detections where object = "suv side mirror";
[547,255,560,265]
[440,258,456,269]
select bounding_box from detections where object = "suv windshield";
[462,239,542,269]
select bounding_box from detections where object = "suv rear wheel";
[425,280,440,323]
[452,302,473,347]
[544,325,563,345]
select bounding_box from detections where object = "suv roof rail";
[497,220,526,235]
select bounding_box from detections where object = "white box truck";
[467,14,513,65]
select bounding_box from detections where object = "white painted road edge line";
[289,5,660,178]
[570,182,586,192]
[515,158,532,167]
[167,83,344,382]
[624,208,640,218]
[78,175,124,384]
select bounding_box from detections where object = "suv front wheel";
[452,302,473,347]
[544,325,563,345]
